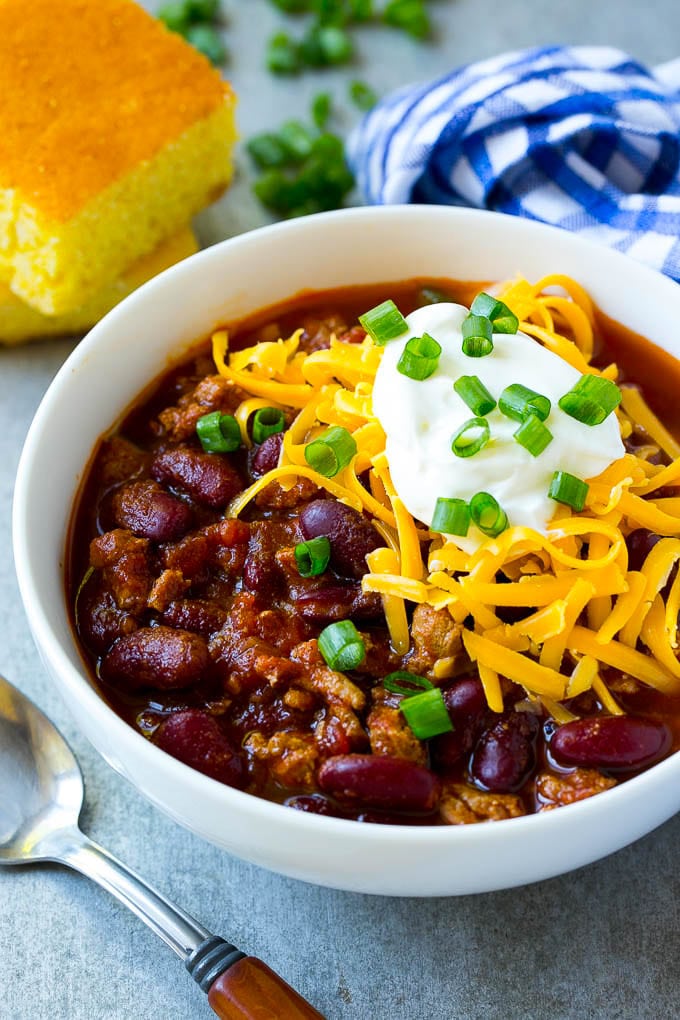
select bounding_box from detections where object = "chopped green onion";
[400,688,453,740]
[318,620,366,671]
[270,0,310,11]
[300,24,353,66]
[469,491,508,537]
[450,417,490,458]
[304,425,357,477]
[462,314,493,357]
[349,0,374,20]
[311,91,332,129]
[383,0,431,40]
[558,374,622,425]
[359,299,408,345]
[266,31,302,74]
[396,333,441,381]
[548,471,589,511]
[279,120,315,161]
[196,411,241,453]
[453,375,496,416]
[499,383,551,423]
[157,2,192,32]
[246,133,289,169]
[295,536,331,577]
[349,79,378,111]
[513,414,553,457]
[186,0,220,21]
[470,292,519,334]
[431,497,470,536]
[252,407,285,444]
[383,671,434,697]
[185,24,227,64]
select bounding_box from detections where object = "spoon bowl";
[0,676,83,863]
[0,674,322,1018]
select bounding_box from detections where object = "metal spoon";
[0,673,323,1019]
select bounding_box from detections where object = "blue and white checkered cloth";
[347,46,680,281]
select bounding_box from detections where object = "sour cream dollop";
[371,303,625,550]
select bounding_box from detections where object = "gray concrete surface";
[2,1,680,1018]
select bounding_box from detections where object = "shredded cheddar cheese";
[210,277,680,720]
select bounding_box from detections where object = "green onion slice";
[461,314,493,357]
[470,292,519,334]
[311,91,332,129]
[383,671,434,697]
[252,407,285,444]
[294,536,331,577]
[469,491,508,537]
[558,374,623,425]
[318,620,366,671]
[358,299,408,345]
[513,414,553,457]
[396,333,441,381]
[196,411,241,453]
[349,79,378,111]
[499,383,551,423]
[453,375,496,416]
[400,688,453,740]
[304,425,357,477]
[548,470,589,511]
[450,417,490,458]
[430,497,471,536]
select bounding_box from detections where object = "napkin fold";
[347,46,680,281]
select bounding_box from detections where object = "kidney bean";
[285,794,347,818]
[155,709,245,789]
[112,480,193,542]
[430,677,488,770]
[77,584,138,655]
[469,711,540,793]
[299,500,384,579]
[249,432,283,479]
[161,599,228,637]
[318,754,441,813]
[151,446,242,509]
[293,583,383,622]
[550,716,672,772]
[100,626,210,691]
[243,520,294,596]
[625,529,662,572]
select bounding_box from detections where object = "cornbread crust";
[0,227,198,346]
[0,0,236,315]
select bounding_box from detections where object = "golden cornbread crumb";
[0,227,198,345]
[0,0,237,315]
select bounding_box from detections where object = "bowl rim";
[12,204,680,851]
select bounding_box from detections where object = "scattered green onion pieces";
[300,24,353,66]
[453,375,496,416]
[252,407,285,444]
[266,31,302,74]
[196,411,241,453]
[359,299,408,345]
[499,383,551,423]
[469,491,508,537]
[431,497,471,537]
[318,620,366,671]
[450,417,490,458]
[184,23,227,64]
[400,688,453,740]
[513,413,553,457]
[548,471,589,511]
[278,120,315,161]
[558,374,622,426]
[246,132,289,169]
[349,79,378,111]
[383,0,431,40]
[294,536,331,577]
[461,314,494,357]
[311,91,332,129]
[383,671,434,697]
[396,333,441,381]
[470,292,519,334]
[304,425,357,477]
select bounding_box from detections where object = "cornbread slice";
[0,226,198,346]
[0,0,236,316]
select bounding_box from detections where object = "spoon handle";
[60,828,324,1018]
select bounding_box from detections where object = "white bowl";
[13,206,680,896]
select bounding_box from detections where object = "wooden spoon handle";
[207,956,325,1019]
